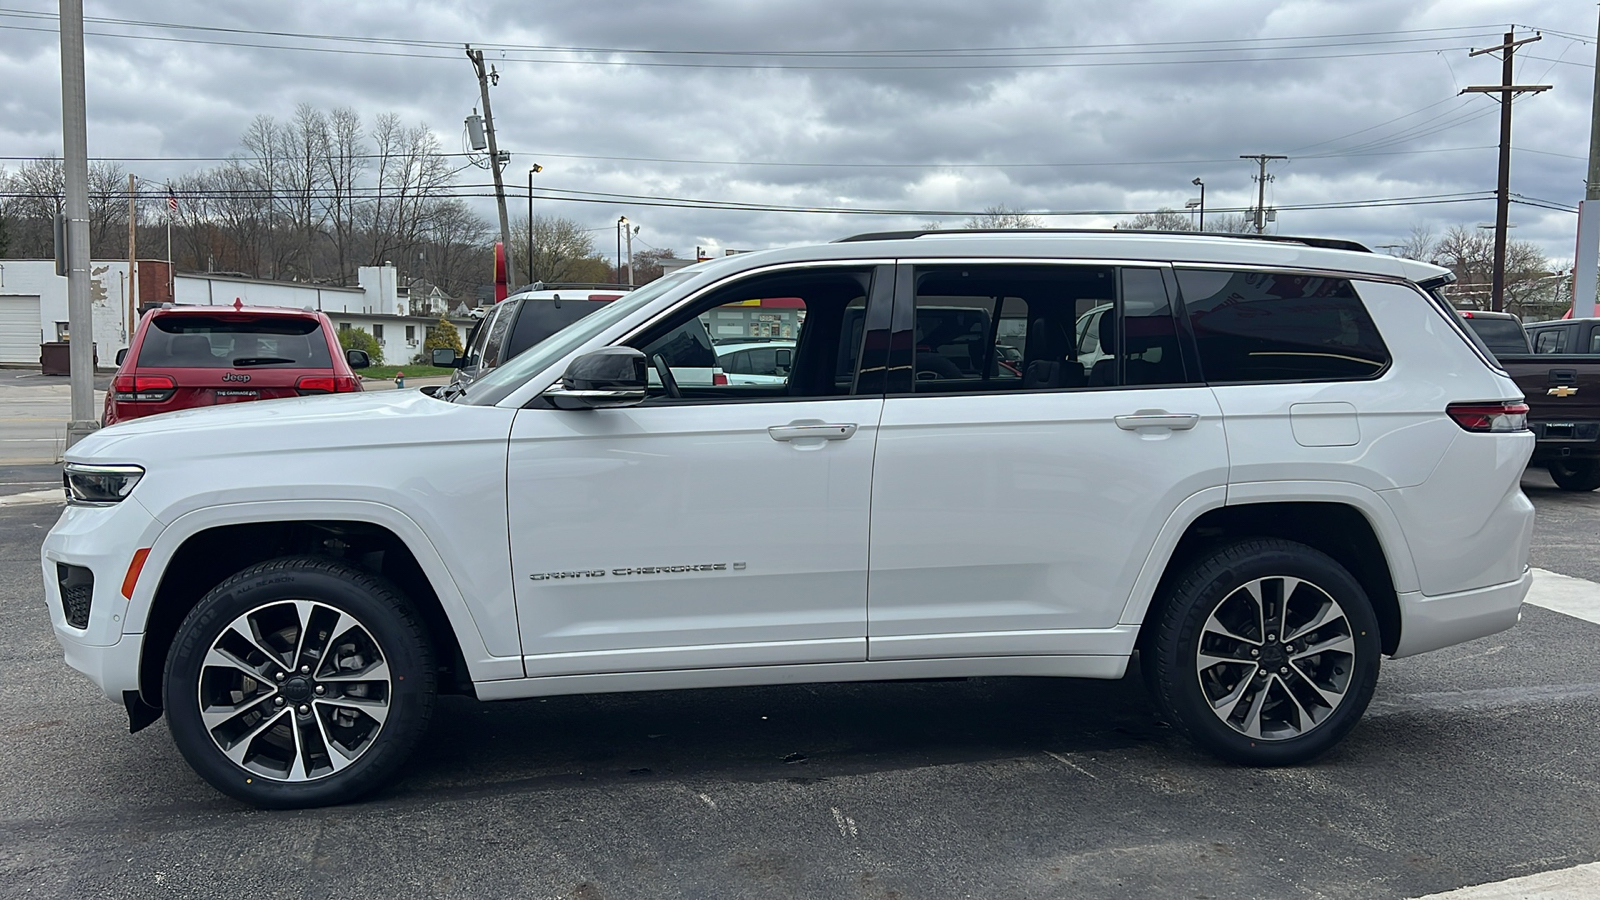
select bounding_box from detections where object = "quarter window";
[1177,269,1390,383]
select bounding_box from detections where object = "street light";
[1190,177,1205,231]
[526,164,541,287]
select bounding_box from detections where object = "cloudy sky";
[0,0,1593,265]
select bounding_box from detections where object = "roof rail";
[833,228,1372,254]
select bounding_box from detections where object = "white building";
[0,260,472,368]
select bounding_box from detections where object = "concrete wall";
[0,259,139,357]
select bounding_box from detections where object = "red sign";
[493,242,508,303]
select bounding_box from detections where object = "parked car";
[46,230,1534,808]
[1460,312,1600,490]
[103,305,367,426]
[1525,317,1600,355]
[1459,310,1532,355]
[716,340,795,385]
[439,287,630,392]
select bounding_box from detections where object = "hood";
[69,389,493,466]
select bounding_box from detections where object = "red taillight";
[296,375,359,395]
[712,371,729,386]
[111,374,176,402]
[1447,401,1529,433]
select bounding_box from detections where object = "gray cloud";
[0,0,1590,264]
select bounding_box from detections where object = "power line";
[0,8,1511,59]
[0,18,1499,70]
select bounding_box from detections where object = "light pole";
[527,164,541,287]
[616,216,628,284]
[1192,178,1205,231]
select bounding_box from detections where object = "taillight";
[712,371,729,386]
[1447,401,1529,433]
[296,375,359,395]
[111,374,176,402]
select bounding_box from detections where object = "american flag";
[167,187,177,214]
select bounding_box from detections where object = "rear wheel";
[1547,459,1600,492]
[163,556,436,808]
[1143,539,1381,766]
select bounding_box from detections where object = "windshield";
[459,272,693,405]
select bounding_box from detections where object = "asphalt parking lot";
[1,469,1597,899]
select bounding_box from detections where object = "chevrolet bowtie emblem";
[1548,385,1579,398]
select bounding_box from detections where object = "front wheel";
[163,556,436,808]
[1548,459,1600,492]
[1142,539,1381,766]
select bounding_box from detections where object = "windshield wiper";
[232,357,297,366]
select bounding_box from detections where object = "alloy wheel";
[1193,576,1356,740]
[197,600,392,782]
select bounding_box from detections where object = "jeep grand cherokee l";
[43,230,1534,808]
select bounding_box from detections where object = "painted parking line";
[0,489,62,508]
[1410,861,1600,899]
[1525,568,1600,626]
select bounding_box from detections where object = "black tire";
[1142,539,1381,766]
[163,556,436,808]
[1547,459,1600,492]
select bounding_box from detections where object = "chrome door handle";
[1114,412,1200,431]
[768,423,857,441]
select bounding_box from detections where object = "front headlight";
[63,463,145,505]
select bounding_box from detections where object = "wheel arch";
[129,501,517,709]
[1124,494,1410,656]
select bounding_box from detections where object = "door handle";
[1114,412,1200,432]
[768,423,857,442]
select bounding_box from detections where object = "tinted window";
[1464,316,1531,355]
[137,315,333,369]
[906,264,1185,394]
[507,299,614,362]
[1533,329,1565,354]
[1177,270,1389,382]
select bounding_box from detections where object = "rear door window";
[1530,328,1568,354]
[137,315,333,368]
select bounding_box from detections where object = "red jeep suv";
[104,305,367,426]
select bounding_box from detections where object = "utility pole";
[466,46,515,289]
[625,222,636,286]
[616,216,626,283]
[1240,154,1287,234]
[1573,9,1600,319]
[126,174,138,337]
[60,0,97,446]
[1464,31,1550,312]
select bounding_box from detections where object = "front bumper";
[1391,567,1532,658]
[40,498,164,702]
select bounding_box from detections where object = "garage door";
[0,296,43,365]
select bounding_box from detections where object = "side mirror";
[345,348,371,370]
[431,347,460,368]
[546,347,647,410]
[115,348,128,366]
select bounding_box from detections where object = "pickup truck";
[1462,312,1600,491]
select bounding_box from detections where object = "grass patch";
[361,365,452,379]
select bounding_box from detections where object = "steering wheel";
[650,352,682,399]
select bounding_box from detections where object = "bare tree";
[965,204,1043,229]
[319,106,367,285]
[1117,208,1196,231]
[1433,225,1553,316]
[513,213,612,284]
[278,103,331,280]
[367,115,453,271]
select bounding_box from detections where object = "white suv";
[42,230,1535,808]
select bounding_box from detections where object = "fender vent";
[57,564,93,629]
